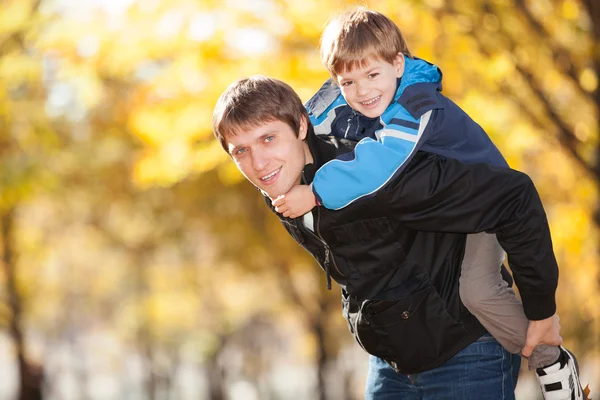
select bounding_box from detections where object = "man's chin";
[256,185,282,200]
[254,179,291,200]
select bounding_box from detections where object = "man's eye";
[234,148,247,156]
[264,135,275,143]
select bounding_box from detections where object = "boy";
[271,8,584,400]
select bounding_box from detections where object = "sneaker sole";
[562,347,584,400]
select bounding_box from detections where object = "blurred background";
[0,0,598,399]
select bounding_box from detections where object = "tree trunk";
[1,207,44,400]
[589,5,600,326]
[313,296,329,400]
[206,348,226,400]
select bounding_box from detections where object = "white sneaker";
[536,347,584,400]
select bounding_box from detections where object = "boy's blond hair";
[320,7,412,79]
[213,75,309,152]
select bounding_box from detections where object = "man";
[212,75,566,399]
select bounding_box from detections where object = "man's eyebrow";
[259,129,277,139]
[229,129,278,154]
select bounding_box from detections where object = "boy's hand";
[272,185,316,219]
[522,314,562,358]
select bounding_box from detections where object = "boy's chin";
[357,106,384,119]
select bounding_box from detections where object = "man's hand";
[272,185,316,218]
[522,314,563,357]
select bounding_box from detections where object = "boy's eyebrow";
[338,65,379,80]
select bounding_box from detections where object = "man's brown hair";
[320,7,412,79]
[213,75,309,152]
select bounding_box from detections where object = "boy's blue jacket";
[305,57,508,209]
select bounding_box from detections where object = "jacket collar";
[302,125,352,184]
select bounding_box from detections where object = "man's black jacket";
[267,129,559,374]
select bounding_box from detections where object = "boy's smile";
[336,53,405,119]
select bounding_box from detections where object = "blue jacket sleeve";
[313,111,433,210]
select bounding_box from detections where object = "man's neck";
[303,142,314,166]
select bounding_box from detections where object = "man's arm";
[380,151,559,321]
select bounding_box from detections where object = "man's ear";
[299,115,308,140]
[394,52,405,78]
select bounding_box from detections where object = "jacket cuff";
[521,292,556,321]
[310,183,323,207]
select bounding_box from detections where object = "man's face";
[336,53,404,119]
[226,118,310,199]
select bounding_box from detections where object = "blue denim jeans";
[365,334,521,400]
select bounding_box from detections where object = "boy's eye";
[264,135,275,143]
[368,73,379,79]
[341,81,353,87]
[233,148,248,156]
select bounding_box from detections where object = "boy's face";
[226,118,311,199]
[336,53,405,119]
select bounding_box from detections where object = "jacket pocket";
[355,284,466,373]
[331,217,405,276]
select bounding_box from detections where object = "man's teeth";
[362,96,381,105]
[261,169,279,181]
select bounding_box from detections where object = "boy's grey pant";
[460,232,560,370]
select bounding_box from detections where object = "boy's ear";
[299,115,308,140]
[394,52,405,78]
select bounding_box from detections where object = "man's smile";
[260,167,282,183]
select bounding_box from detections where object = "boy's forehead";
[337,56,388,76]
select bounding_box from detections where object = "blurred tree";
[436,0,600,352]
[0,1,598,399]
[0,0,49,398]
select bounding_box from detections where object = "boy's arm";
[272,185,316,218]
[380,151,558,322]
[312,111,432,210]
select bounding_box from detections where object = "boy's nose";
[356,83,370,96]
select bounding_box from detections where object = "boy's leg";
[460,233,585,400]
[459,232,559,368]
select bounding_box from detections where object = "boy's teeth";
[362,96,381,105]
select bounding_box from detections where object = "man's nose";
[252,149,268,171]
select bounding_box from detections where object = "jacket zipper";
[298,172,344,289]
[316,206,345,289]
